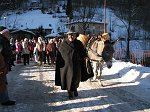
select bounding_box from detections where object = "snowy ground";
[0,60,150,112]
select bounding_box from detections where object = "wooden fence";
[114,49,150,67]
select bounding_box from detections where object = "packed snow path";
[0,61,150,112]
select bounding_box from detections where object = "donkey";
[87,38,115,86]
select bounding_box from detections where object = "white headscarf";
[0,29,9,34]
[0,29,10,40]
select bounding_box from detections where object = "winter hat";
[0,26,9,34]
[100,33,110,40]
[65,29,77,35]
[77,34,89,48]
[24,38,28,41]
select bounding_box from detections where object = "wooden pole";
[104,0,106,33]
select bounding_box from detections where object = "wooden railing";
[114,49,150,67]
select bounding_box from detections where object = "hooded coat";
[0,35,8,92]
[55,38,93,91]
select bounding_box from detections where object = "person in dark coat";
[0,26,16,106]
[55,30,93,99]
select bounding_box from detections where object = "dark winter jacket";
[55,38,93,91]
[0,34,12,64]
[0,52,7,92]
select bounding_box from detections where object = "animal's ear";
[119,37,126,41]
[110,41,115,45]
[104,40,115,46]
[104,40,111,44]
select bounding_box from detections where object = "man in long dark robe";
[55,31,93,99]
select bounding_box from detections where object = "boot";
[74,90,78,97]
[68,90,74,99]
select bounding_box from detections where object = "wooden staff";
[104,0,106,33]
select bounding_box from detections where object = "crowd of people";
[0,26,64,106]
[11,34,63,66]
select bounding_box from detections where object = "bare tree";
[72,0,102,34]
[109,0,144,61]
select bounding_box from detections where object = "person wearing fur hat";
[55,30,93,99]
[0,26,16,106]
[77,34,90,48]
[89,32,110,81]
[100,32,110,41]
